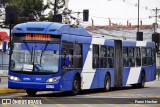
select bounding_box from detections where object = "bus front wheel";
[71,75,80,96]
[104,74,111,91]
[26,90,37,96]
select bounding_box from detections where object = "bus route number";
[25,34,51,41]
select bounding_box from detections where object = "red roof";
[86,25,153,31]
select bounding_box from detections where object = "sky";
[68,0,160,26]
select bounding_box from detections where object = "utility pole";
[137,0,139,32]
[149,7,160,33]
[136,0,143,41]
[54,0,57,16]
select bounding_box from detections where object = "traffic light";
[136,32,143,41]
[53,14,62,23]
[83,9,89,21]
[152,33,160,52]
[152,33,160,43]
[5,6,18,24]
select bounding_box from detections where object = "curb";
[0,76,8,77]
[0,89,25,94]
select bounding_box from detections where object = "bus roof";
[12,22,91,37]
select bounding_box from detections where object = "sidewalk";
[0,77,25,94]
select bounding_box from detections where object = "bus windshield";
[10,42,59,73]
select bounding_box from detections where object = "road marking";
[133,104,146,107]
[18,96,38,107]
[94,100,120,107]
[69,99,93,107]
[155,96,160,98]
[42,97,67,107]
[154,104,160,106]
[1,105,10,107]
[30,104,38,107]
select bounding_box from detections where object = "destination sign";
[12,33,60,43]
[25,34,51,41]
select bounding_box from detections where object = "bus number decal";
[25,34,51,41]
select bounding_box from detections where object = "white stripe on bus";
[81,38,105,89]
[136,41,147,47]
[126,67,141,85]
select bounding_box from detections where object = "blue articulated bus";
[7,22,156,96]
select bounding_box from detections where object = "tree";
[47,0,65,14]
[9,0,48,21]
[0,0,10,7]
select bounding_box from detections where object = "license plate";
[46,85,54,88]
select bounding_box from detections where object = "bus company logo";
[36,78,41,81]
[23,78,30,80]
[2,99,11,104]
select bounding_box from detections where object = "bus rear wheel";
[132,72,145,88]
[139,72,145,88]
[104,74,111,91]
[26,90,37,96]
[71,75,80,96]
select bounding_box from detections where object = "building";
[86,24,160,68]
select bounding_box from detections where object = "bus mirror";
[2,41,7,53]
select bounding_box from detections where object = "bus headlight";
[46,76,61,83]
[9,75,20,81]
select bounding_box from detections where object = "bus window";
[100,46,107,68]
[142,48,147,66]
[107,46,114,68]
[147,48,152,65]
[74,44,82,68]
[128,47,135,67]
[152,48,156,64]
[62,42,74,68]
[135,47,141,66]
[123,47,128,67]
[93,45,99,68]
[11,43,60,73]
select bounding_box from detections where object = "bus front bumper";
[8,80,61,91]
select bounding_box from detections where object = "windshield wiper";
[24,42,32,55]
[40,42,49,64]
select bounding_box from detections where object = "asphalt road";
[0,77,160,107]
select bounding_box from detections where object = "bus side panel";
[126,67,142,85]
[141,66,155,82]
[81,43,97,89]
[122,68,130,85]
[61,70,82,91]
[151,64,156,80]
[81,71,97,89]
[96,70,106,88]
[96,69,114,88]
[144,67,152,82]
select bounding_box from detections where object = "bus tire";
[26,90,37,96]
[132,72,145,88]
[104,74,111,91]
[139,72,145,88]
[71,75,80,96]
